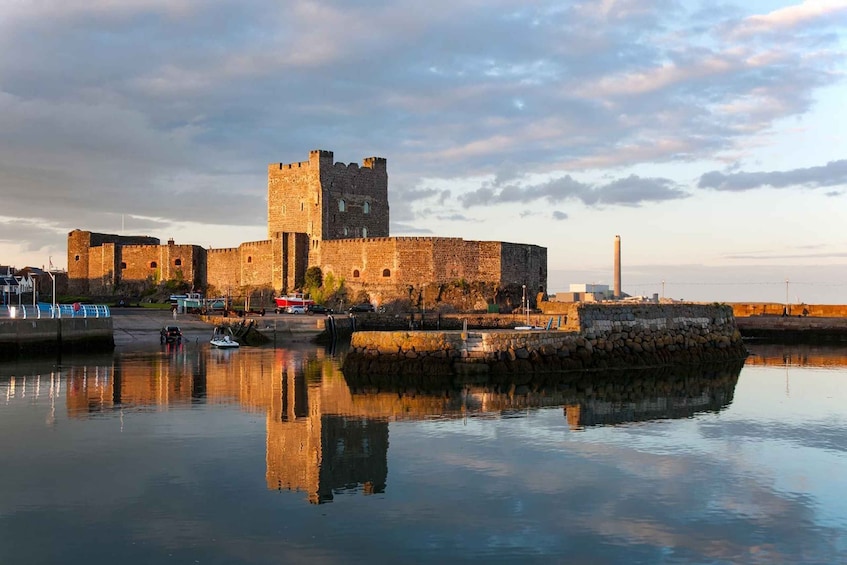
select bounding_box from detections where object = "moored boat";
[210,327,240,349]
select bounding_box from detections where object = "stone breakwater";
[343,303,747,377]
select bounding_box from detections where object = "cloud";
[458,174,688,208]
[731,0,847,37]
[0,218,69,253]
[552,211,568,221]
[698,160,847,191]
[390,222,433,235]
[434,214,477,222]
[724,252,847,261]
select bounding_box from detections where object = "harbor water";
[1,342,845,564]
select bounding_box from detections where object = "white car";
[285,305,306,314]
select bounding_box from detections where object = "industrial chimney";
[613,235,621,299]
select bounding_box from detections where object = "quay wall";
[728,303,847,318]
[343,303,745,376]
[0,318,114,358]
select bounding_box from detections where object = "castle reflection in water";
[8,344,766,504]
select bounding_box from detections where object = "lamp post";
[785,278,789,307]
[47,268,56,315]
[522,284,527,325]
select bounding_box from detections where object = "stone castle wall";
[319,157,389,240]
[68,230,160,294]
[206,247,240,294]
[318,237,546,305]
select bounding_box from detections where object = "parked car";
[160,326,182,343]
[349,303,375,313]
[307,304,332,315]
[286,305,307,314]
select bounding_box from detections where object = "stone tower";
[267,150,389,250]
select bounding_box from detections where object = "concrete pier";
[0,317,114,358]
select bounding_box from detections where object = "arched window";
[338,199,346,212]
[282,204,287,214]
[363,201,370,214]
[174,258,182,266]
[120,262,127,269]
[362,227,368,238]
[150,261,157,268]
[247,256,252,264]
[343,226,349,236]
[382,269,390,277]
[353,269,360,278]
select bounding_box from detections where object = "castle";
[68,150,547,310]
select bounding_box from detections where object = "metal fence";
[1,303,111,319]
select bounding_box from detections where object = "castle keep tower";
[267,150,389,249]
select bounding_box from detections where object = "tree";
[304,266,323,291]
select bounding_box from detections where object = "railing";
[2,304,111,319]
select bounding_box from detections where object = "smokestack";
[613,235,621,298]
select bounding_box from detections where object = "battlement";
[272,149,338,171]
[310,149,334,160]
[115,243,159,250]
[363,156,387,170]
[271,150,386,174]
[207,247,239,254]
[274,160,308,170]
[239,240,272,248]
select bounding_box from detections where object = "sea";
[1,341,845,564]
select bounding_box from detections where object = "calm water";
[1,342,845,564]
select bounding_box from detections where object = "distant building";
[569,283,610,294]
[551,283,613,303]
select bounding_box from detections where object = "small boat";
[515,318,555,331]
[210,327,240,348]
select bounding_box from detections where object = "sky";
[1,0,846,303]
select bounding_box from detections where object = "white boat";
[515,318,555,331]
[210,327,240,348]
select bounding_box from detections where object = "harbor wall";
[0,318,114,358]
[728,303,847,317]
[343,303,745,376]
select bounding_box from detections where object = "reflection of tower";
[613,235,621,299]
[265,360,388,504]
